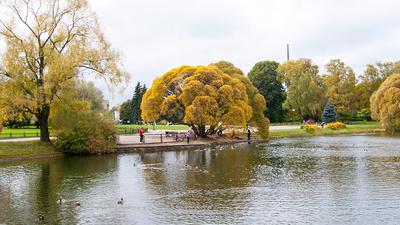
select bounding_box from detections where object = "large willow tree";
[0,0,127,142]
[141,64,269,138]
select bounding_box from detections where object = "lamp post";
[291,108,295,123]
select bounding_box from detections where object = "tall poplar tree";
[323,59,356,118]
[277,59,325,119]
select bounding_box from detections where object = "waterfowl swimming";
[75,201,81,206]
[38,214,44,222]
[58,198,62,204]
[117,198,124,205]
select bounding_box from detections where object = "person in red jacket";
[138,127,145,143]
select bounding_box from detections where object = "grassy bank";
[0,141,61,162]
[269,124,384,139]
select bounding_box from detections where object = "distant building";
[112,105,121,123]
[102,100,110,110]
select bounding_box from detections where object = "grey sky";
[88,0,400,106]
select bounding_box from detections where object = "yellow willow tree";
[141,65,268,138]
[370,73,400,133]
[210,61,269,137]
[277,59,326,119]
[0,0,128,142]
[323,59,357,117]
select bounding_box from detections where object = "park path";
[0,126,301,143]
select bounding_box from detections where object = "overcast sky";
[88,0,400,106]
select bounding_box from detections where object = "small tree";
[322,101,336,123]
[52,102,117,155]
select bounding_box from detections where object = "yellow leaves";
[160,95,183,118]
[323,59,356,115]
[217,85,234,107]
[277,59,325,118]
[179,80,207,107]
[184,96,218,125]
[222,105,245,126]
[141,90,162,122]
[370,73,400,133]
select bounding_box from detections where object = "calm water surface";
[1,135,400,224]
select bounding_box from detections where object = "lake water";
[1,135,400,224]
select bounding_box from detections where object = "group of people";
[303,118,326,128]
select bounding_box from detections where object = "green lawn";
[269,122,383,139]
[0,141,59,161]
[0,128,43,138]
[270,120,378,127]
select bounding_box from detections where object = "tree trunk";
[197,124,207,138]
[38,105,50,142]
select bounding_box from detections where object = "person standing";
[186,129,192,144]
[247,127,251,142]
[139,127,145,143]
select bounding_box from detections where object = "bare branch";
[10,3,39,39]
[42,8,71,47]
[0,19,23,41]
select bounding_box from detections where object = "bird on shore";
[117,198,124,205]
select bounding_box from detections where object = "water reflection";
[1,135,400,224]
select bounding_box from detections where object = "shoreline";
[0,126,387,164]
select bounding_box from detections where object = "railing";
[116,128,149,135]
[0,132,44,139]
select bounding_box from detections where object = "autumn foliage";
[326,122,346,130]
[370,73,400,133]
[141,62,269,137]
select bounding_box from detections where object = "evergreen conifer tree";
[130,82,148,124]
[322,101,336,123]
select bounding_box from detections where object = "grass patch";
[0,141,59,161]
[269,123,384,139]
[0,128,43,138]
